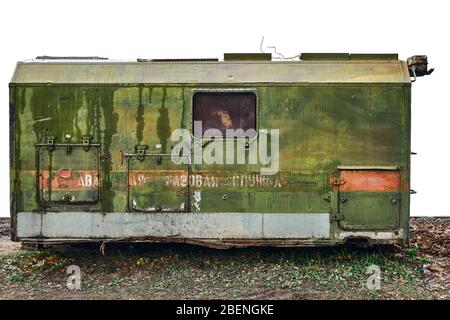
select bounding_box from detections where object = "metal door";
[127,148,189,213]
[337,167,401,230]
[37,136,100,206]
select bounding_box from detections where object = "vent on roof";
[224,53,272,61]
[351,54,398,60]
[36,56,108,60]
[300,53,350,61]
[137,58,219,62]
[300,53,398,61]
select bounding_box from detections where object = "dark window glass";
[193,92,256,138]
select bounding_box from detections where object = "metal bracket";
[81,135,93,151]
[244,137,250,150]
[135,145,148,162]
[45,135,56,151]
[330,213,344,221]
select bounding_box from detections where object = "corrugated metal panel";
[10,60,410,84]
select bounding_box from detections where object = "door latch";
[330,213,344,221]
[135,145,148,162]
[81,135,93,152]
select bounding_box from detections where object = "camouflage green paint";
[9,79,411,243]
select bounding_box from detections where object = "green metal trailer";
[9,53,432,248]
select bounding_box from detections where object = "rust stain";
[120,150,124,166]
[58,168,72,179]
[339,170,400,192]
[402,178,410,192]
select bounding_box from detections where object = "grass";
[0,244,444,299]
[8,272,23,283]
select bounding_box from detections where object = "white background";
[0,0,448,217]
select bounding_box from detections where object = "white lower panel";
[16,212,331,239]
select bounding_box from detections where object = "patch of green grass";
[405,245,432,264]
[367,290,380,300]
[49,259,67,271]
[107,275,121,287]
[8,271,23,283]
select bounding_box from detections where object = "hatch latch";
[44,135,56,152]
[81,135,93,151]
[135,145,148,162]
[330,213,344,222]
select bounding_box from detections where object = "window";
[193,92,256,138]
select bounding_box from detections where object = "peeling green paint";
[156,88,171,153]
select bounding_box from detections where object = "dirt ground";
[0,218,20,257]
[0,217,448,300]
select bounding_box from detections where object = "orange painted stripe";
[339,170,400,192]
